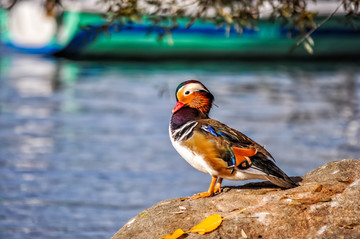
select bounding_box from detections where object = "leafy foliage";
[100,0,360,53]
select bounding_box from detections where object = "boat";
[1,1,359,59]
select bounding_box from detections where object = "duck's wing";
[196,118,298,188]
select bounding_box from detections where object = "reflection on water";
[0,49,359,239]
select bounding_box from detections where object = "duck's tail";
[265,175,298,188]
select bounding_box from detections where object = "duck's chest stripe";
[172,121,198,141]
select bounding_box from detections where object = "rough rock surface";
[112,159,360,239]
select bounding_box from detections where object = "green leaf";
[303,42,313,54]
[306,36,314,46]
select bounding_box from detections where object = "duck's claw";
[214,178,223,193]
[189,176,223,200]
[190,191,214,200]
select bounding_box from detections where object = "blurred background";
[0,0,359,239]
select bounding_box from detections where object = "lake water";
[0,48,359,239]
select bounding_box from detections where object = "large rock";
[112,159,360,239]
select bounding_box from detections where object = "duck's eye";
[184,91,191,95]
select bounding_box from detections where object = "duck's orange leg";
[214,177,223,193]
[190,176,218,200]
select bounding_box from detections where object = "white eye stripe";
[181,83,208,96]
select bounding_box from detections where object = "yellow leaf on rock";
[189,214,223,235]
[313,184,323,192]
[159,228,185,239]
[159,208,246,238]
[139,212,149,218]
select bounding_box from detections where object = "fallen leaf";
[159,208,247,238]
[241,229,247,238]
[337,179,354,184]
[173,206,187,214]
[173,211,184,215]
[344,223,360,229]
[313,184,323,192]
[319,197,332,202]
[189,214,223,235]
[159,228,185,239]
[139,212,149,218]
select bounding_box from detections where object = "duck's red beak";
[172,101,185,114]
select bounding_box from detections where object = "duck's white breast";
[169,125,215,175]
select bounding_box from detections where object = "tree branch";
[293,0,345,51]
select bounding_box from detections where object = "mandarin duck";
[169,80,298,199]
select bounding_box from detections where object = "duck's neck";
[170,107,208,130]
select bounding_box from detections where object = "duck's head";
[172,80,214,115]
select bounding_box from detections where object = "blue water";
[0,49,359,239]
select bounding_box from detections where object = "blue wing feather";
[201,125,218,137]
